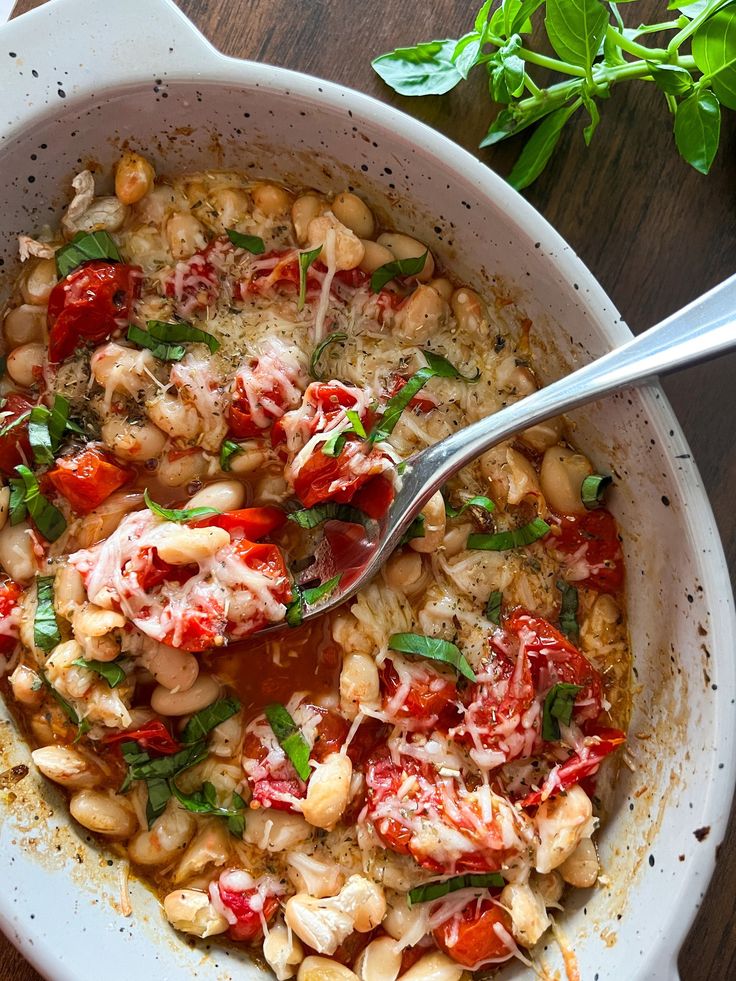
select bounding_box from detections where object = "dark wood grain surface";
[3,1,735,979]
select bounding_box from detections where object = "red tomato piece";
[164,249,220,315]
[0,393,34,475]
[433,899,515,968]
[519,726,626,808]
[351,474,394,519]
[193,507,286,541]
[380,658,460,731]
[0,578,22,654]
[235,540,291,600]
[292,440,387,508]
[217,884,279,943]
[228,377,286,438]
[332,266,370,289]
[103,719,181,755]
[545,509,624,593]
[47,261,142,363]
[47,447,133,515]
[250,778,306,811]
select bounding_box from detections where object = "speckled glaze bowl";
[0,0,734,978]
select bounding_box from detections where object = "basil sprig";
[388,632,477,682]
[468,517,550,551]
[144,488,219,524]
[581,473,612,509]
[171,780,247,838]
[288,502,373,530]
[371,250,428,292]
[557,579,579,641]
[445,495,495,518]
[127,320,220,361]
[72,658,127,688]
[542,682,583,742]
[408,872,505,906]
[297,245,322,311]
[485,589,503,625]
[14,465,66,541]
[34,576,61,652]
[226,228,265,254]
[55,230,121,279]
[286,575,341,627]
[220,439,244,472]
[264,703,311,781]
[310,332,348,380]
[181,696,241,746]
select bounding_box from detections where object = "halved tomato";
[434,899,515,968]
[47,446,133,515]
[545,509,624,593]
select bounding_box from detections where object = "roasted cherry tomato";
[545,509,624,593]
[292,441,387,508]
[217,884,279,943]
[519,726,626,808]
[47,260,142,363]
[0,393,34,475]
[103,719,181,755]
[433,899,515,968]
[0,578,23,654]
[380,658,460,731]
[193,507,286,541]
[47,446,133,515]
[164,250,219,314]
[351,474,394,519]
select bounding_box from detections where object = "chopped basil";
[123,740,209,787]
[8,479,27,525]
[14,465,66,541]
[34,576,61,652]
[170,780,247,836]
[220,439,244,472]
[321,410,366,458]
[264,703,311,781]
[181,696,241,746]
[371,250,428,292]
[144,776,173,826]
[127,324,185,361]
[542,682,583,742]
[28,396,76,468]
[486,590,503,625]
[286,575,341,627]
[55,230,122,279]
[72,657,127,688]
[445,495,495,518]
[557,579,579,642]
[408,872,505,906]
[388,632,476,682]
[127,319,220,360]
[226,229,266,254]
[467,517,550,552]
[309,331,347,380]
[144,488,219,524]
[421,350,481,383]
[581,474,612,509]
[297,245,322,311]
[288,502,373,530]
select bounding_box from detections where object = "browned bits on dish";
[115,151,156,205]
[0,763,29,789]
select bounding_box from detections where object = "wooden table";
[4,1,735,978]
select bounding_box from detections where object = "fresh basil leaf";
[220,439,244,472]
[421,350,481,381]
[372,39,464,96]
[582,92,601,145]
[445,495,495,518]
[408,871,505,905]
[28,406,55,467]
[581,473,612,508]
[127,324,186,362]
[486,589,503,625]
[310,331,348,380]
[345,409,367,438]
[288,502,373,529]
[544,0,609,69]
[144,488,220,524]
[480,100,565,148]
[8,479,27,525]
[557,579,580,641]
[508,100,582,190]
[181,696,241,745]
[298,246,322,311]
[55,230,121,279]
[126,741,209,784]
[48,395,74,447]
[490,35,526,103]
[453,32,485,80]
[542,682,583,741]
[286,575,341,627]
[674,89,721,174]
[467,517,551,551]
[692,5,736,110]
[370,251,428,292]
[226,229,266,254]
[145,776,172,826]
[128,319,220,358]
[388,632,477,682]
[171,779,247,827]
[227,792,247,837]
[14,465,66,541]
[264,703,311,781]
[34,576,61,652]
[321,409,366,459]
[72,657,127,688]
[646,62,694,96]
[475,0,495,32]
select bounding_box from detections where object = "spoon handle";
[392,273,736,534]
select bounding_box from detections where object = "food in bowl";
[0,155,630,977]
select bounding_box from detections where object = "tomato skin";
[380,658,460,731]
[292,441,386,508]
[103,719,181,755]
[519,726,626,808]
[0,393,34,475]
[218,885,278,943]
[0,578,22,654]
[47,447,133,515]
[351,474,394,519]
[546,509,624,593]
[193,507,286,541]
[47,261,142,363]
[433,900,514,968]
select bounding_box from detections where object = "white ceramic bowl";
[1,1,734,978]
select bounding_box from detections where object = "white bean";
[354,936,402,981]
[298,959,358,981]
[20,258,57,305]
[397,952,463,981]
[292,194,325,244]
[264,922,305,980]
[32,745,103,790]
[307,214,365,271]
[146,393,201,441]
[209,712,244,757]
[383,550,425,594]
[244,808,312,853]
[73,197,127,234]
[0,522,38,582]
[6,343,45,388]
[519,416,564,453]
[173,820,231,883]
[101,417,167,463]
[166,212,207,260]
[287,851,344,899]
[540,446,593,516]
[155,526,230,565]
[409,490,446,554]
[156,450,207,488]
[151,673,221,717]
[53,565,86,619]
[286,876,384,955]
[91,343,155,398]
[252,182,293,216]
[188,479,245,512]
[376,232,435,281]
[128,799,196,865]
[8,664,43,706]
[163,889,229,938]
[301,752,352,830]
[531,869,564,907]
[500,881,550,947]
[211,187,250,228]
[4,304,46,346]
[451,287,488,333]
[441,523,471,558]
[359,240,394,274]
[393,285,448,342]
[339,653,380,720]
[0,486,9,534]
[115,152,155,206]
[331,192,374,239]
[137,641,199,693]
[535,784,594,873]
[69,789,137,837]
[559,835,599,887]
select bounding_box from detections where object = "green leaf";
[170,780,247,827]
[220,439,244,472]
[143,488,220,524]
[408,871,505,905]
[481,101,564,148]
[372,39,464,96]
[452,33,484,80]
[226,229,266,254]
[490,35,527,102]
[8,479,27,525]
[475,0,495,33]
[692,5,736,109]
[545,0,609,69]
[507,100,581,190]
[674,89,721,174]
[55,230,121,279]
[227,792,247,837]
[181,696,241,745]
[28,406,55,467]
[298,246,322,311]
[581,473,612,508]
[557,579,580,641]
[370,251,428,292]
[445,495,495,519]
[288,502,373,529]
[145,777,172,826]
[388,632,477,682]
[321,408,366,458]
[310,332,347,380]
[467,517,551,551]
[542,682,583,741]
[264,703,312,781]
[14,465,66,541]
[486,590,503,625]
[286,575,341,627]
[127,324,185,362]
[490,0,546,36]
[128,319,220,360]
[125,741,209,785]
[72,657,127,688]
[646,62,694,96]
[421,350,481,382]
[34,576,61,652]
[38,669,86,732]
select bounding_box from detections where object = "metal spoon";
[275,273,736,630]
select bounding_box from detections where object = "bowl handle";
[1,0,223,134]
